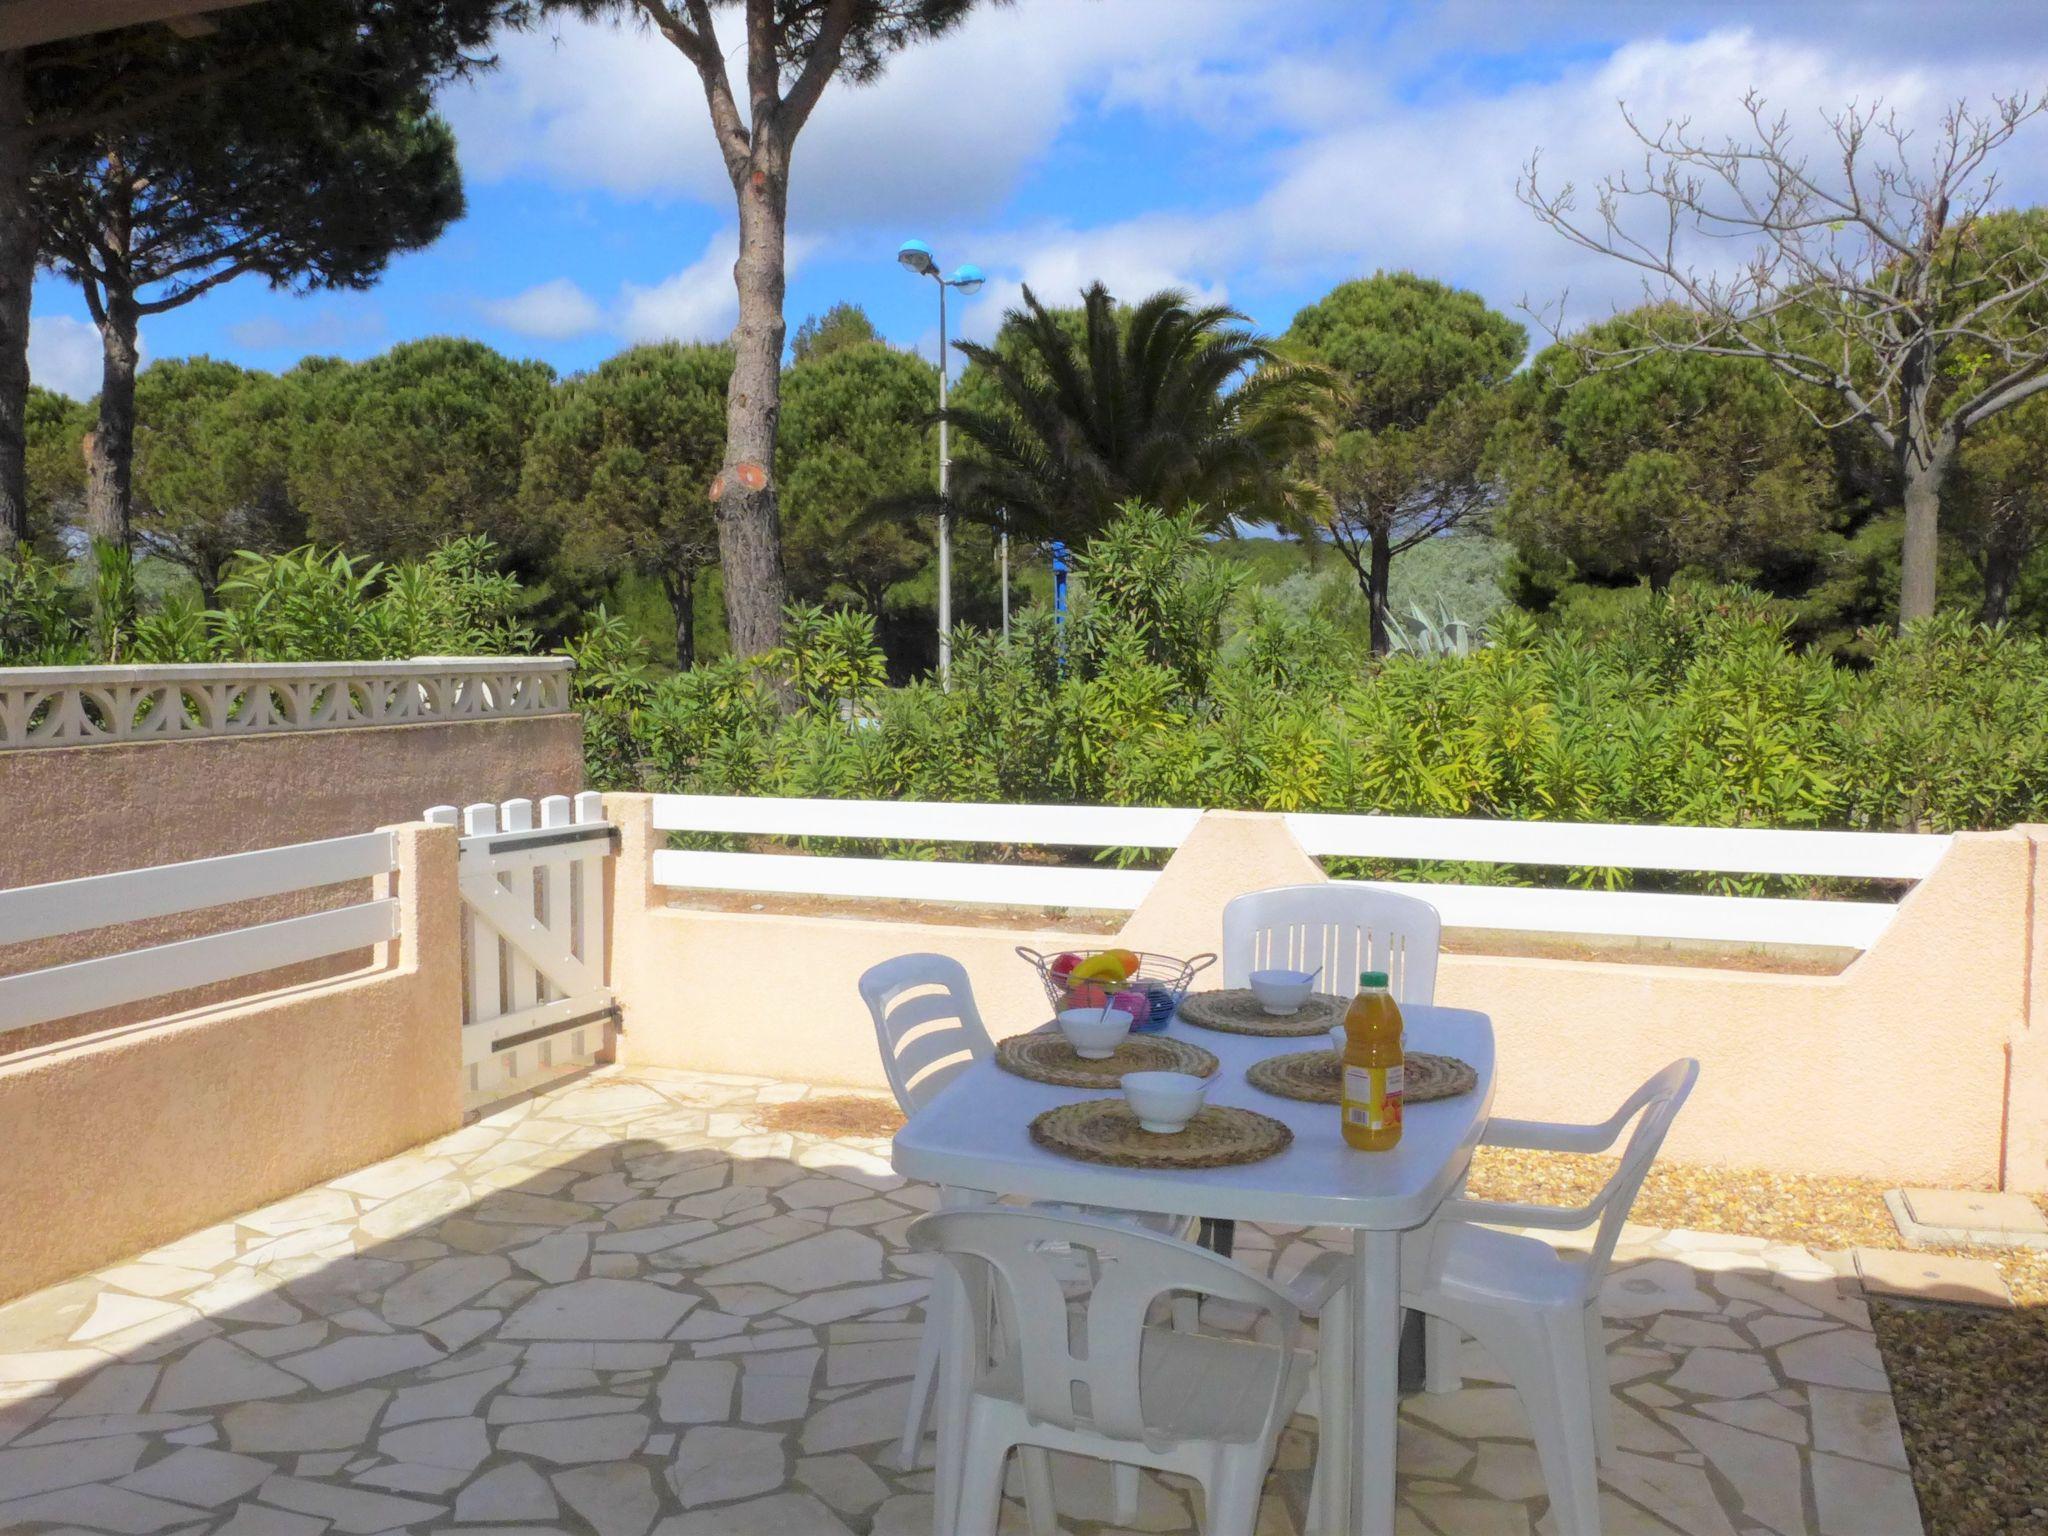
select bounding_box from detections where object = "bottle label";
[1343,1064,1405,1132]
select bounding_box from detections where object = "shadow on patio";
[0,1067,1924,1536]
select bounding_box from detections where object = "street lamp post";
[897,239,983,685]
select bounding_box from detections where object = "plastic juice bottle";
[1340,969,1403,1151]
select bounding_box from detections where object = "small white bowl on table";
[1055,1006,1133,1060]
[1121,1071,1208,1133]
[1249,968,1315,1015]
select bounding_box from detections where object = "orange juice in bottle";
[1340,969,1403,1150]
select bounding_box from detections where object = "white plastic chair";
[910,1206,1334,1536]
[860,952,994,1115]
[1395,1059,1700,1535]
[858,954,1192,1484]
[1222,883,1442,1005]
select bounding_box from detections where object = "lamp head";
[896,239,937,277]
[948,264,985,294]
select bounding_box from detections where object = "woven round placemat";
[1244,1049,1478,1105]
[1029,1099,1293,1169]
[995,1031,1219,1088]
[1176,988,1346,1037]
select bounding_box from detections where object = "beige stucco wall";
[2005,823,2048,1192]
[0,712,584,889]
[0,713,583,1049]
[606,795,2048,1192]
[1439,828,2035,1189]
[0,822,465,1306]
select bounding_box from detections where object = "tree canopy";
[0,0,504,550]
[32,0,508,546]
[521,342,731,667]
[1489,305,1837,595]
[287,338,557,567]
[529,0,989,664]
[902,281,1331,546]
[21,383,85,553]
[790,302,882,365]
[1522,93,2048,621]
[780,336,938,620]
[1283,272,1524,652]
[1950,394,2048,626]
[131,357,300,601]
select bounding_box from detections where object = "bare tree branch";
[1519,88,2048,619]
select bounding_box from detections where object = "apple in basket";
[1048,952,1082,983]
[1064,981,1112,1009]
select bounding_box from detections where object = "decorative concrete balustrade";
[0,657,573,749]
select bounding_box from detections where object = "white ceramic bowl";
[1121,1071,1208,1133]
[1249,968,1315,1015]
[1056,1006,1133,1059]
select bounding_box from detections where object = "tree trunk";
[85,296,140,546]
[663,565,696,670]
[0,53,33,557]
[1976,509,2026,627]
[1979,556,2013,626]
[1898,456,1944,625]
[1367,523,1393,656]
[713,146,790,663]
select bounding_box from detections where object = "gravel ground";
[763,1098,2048,1534]
[758,1093,907,1139]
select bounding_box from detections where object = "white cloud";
[27,313,111,400]
[614,229,825,344]
[446,18,728,203]
[934,24,2048,350]
[1238,27,2048,334]
[481,277,604,339]
[951,213,1232,347]
[446,1,1291,232]
[442,5,2048,361]
[618,231,738,343]
[227,305,389,353]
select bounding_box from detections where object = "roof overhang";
[0,0,267,50]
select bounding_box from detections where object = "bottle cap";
[1359,969,1390,989]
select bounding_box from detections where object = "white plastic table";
[891,1003,1496,1536]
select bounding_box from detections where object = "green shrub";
[574,504,2048,889]
[0,547,89,664]
[0,535,533,668]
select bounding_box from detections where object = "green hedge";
[570,507,2048,895]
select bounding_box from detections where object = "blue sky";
[27,0,2048,399]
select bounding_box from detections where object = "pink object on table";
[1110,989,1150,1023]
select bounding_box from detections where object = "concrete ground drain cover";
[1852,1246,2015,1308]
[1884,1186,2048,1250]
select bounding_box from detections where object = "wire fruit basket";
[1015,946,1215,1033]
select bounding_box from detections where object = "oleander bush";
[9,507,2046,878]
[573,505,2048,889]
[0,536,531,665]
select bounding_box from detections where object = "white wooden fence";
[650,795,1952,950]
[427,793,615,1112]
[0,657,572,749]
[0,832,398,1035]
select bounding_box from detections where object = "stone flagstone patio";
[0,1067,1925,1535]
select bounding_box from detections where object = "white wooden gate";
[426,793,616,1113]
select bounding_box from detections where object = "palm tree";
[880,282,1331,544]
